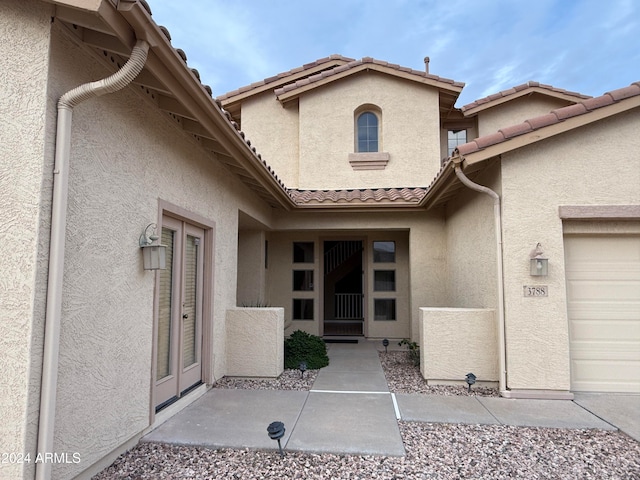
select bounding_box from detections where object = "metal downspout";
[450,155,509,396]
[36,40,149,480]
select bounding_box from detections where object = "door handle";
[182,313,189,319]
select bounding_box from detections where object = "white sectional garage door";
[564,235,640,393]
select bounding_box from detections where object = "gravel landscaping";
[94,348,640,479]
[95,423,640,479]
[379,351,499,397]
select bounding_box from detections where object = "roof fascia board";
[290,203,429,212]
[462,97,640,168]
[419,163,456,209]
[463,87,587,116]
[276,63,463,104]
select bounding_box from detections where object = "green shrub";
[399,338,420,367]
[284,330,329,369]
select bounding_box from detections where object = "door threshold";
[147,383,209,434]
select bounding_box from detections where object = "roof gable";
[217,54,354,116]
[455,82,640,163]
[272,57,464,114]
[461,81,591,116]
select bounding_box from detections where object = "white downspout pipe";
[450,155,508,396]
[36,40,149,480]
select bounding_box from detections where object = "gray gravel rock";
[379,351,499,397]
[94,424,640,479]
[94,351,639,479]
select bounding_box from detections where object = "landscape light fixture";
[529,242,548,276]
[382,338,389,353]
[465,373,477,393]
[139,223,166,270]
[267,421,286,456]
[298,361,307,379]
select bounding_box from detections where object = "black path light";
[465,373,477,393]
[298,361,307,379]
[267,421,286,456]
[382,338,389,353]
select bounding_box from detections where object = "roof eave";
[219,58,351,109]
[276,63,463,105]
[462,87,591,117]
[461,95,640,168]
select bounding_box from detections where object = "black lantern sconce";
[267,421,286,456]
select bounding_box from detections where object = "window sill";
[348,152,390,170]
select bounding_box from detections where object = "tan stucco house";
[1,0,639,478]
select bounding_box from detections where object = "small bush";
[284,330,329,369]
[399,338,420,367]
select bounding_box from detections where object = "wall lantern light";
[139,223,167,270]
[529,242,548,276]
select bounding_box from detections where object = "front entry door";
[155,216,204,411]
[323,240,364,336]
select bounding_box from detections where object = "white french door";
[155,216,204,411]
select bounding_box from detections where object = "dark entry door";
[323,240,364,336]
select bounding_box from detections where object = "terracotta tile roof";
[461,81,591,114]
[289,187,428,206]
[274,57,464,97]
[456,82,640,157]
[216,55,354,101]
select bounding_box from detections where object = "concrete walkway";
[143,340,640,456]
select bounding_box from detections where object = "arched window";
[356,111,379,152]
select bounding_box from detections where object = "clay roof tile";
[499,122,534,139]
[606,84,640,101]
[456,141,480,156]
[552,102,588,120]
[525,113,560,130]
[474,131,506,149]
[581,94,615,111]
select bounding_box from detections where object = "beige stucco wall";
[267,211,447,341]
[477,95,574,137]
[226,308,284,377]
[37,25,274,479]
[500,109,640,391]
[419,308,498,384]
[237,229,267,306]
[240,92,300,186]
[298,74,442,189]
[444,163,501,309]
[0,2,53,479]
[238,74,443,191]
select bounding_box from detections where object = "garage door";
[564,235,640,393]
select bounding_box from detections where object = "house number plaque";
[523,285,548,297]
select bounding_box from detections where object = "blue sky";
[149,0,639,107]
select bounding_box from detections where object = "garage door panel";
[571,343,640,360]
[570,319,640,341]
[571,306,640,320]
[564,236,640,262]
[567,281,640,300]
[571,360,640,393]
[565,234,640,393]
